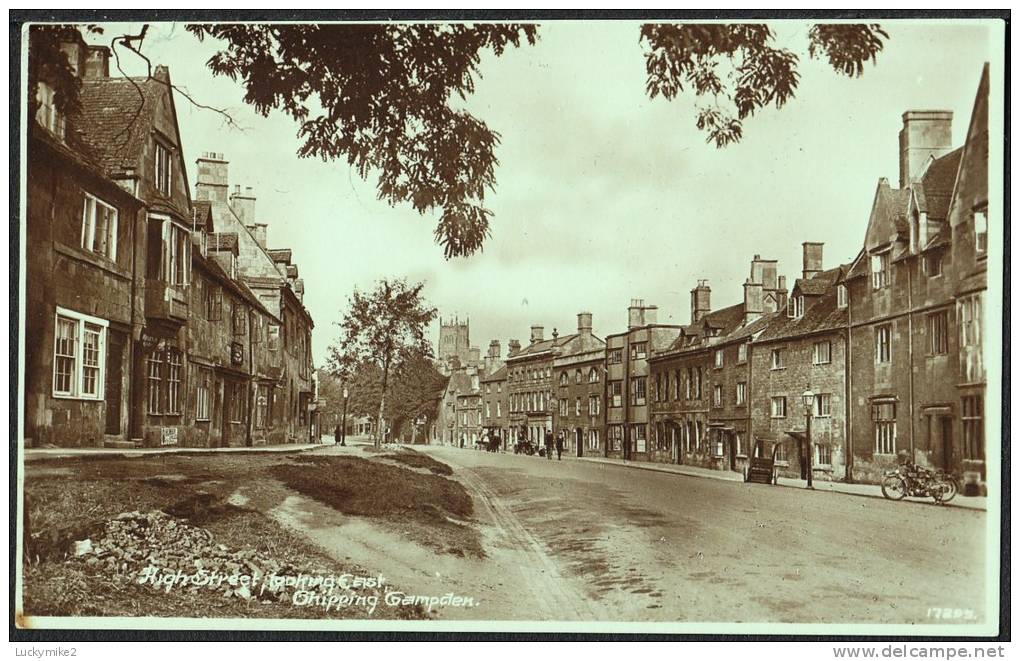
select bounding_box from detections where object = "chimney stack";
[777,275,789,311]
[749,254,779,290]
[230,185,257,225]
[802,242,824,280]
[487,340,501,360]
[508,339,521,356]
[690,281,711,324]
[743,279,764,325]
[468,347,481,366]
[530,325,544,344]
[83,45,110,79]
[577,312,593,336]
[899,110,953,188]
[627,299,646,329]
[247,222,268,249]
[195,153,229,204]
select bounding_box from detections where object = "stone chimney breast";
[899,110,953,188]
[530,326,544,344]
[802,242,824,280]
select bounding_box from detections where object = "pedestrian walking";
[555,432,564,461]
[334,424,343,446]
[544,430,553,460]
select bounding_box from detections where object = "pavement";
[573,454,987,511]
[21,436,347,460]
[412,444,988,624]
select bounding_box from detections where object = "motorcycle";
[880,462,959,504]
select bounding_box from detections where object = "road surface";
[305,444,989,624]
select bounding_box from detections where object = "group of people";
[478,427,566,460]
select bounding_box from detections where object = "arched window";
[559,372,568,386]
[588,367,599,383]
[575,369,582,384]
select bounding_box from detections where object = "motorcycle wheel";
[881,476,907,500]
[937,476,959,503]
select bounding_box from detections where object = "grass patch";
[382,452,454,476]
[272,455,483,557]
[20,454,430,619]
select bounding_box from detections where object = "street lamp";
[341,386,349,446]
[801,388,814,489]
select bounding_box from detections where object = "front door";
[220,380,230,448]
[576,428,583,457]
[940,416,954,472]
[104,330,125,435]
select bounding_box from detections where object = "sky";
[83,20,995,367]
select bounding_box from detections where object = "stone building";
[844,66,989,492]
[480,343,510,449]
[506,316,602,447]
[24,35,146,447]
[435,369,471,446]
[604,300,682,461]
[455,369,483,448]
[187,205,283,447]
[24,30,317,448]
[750,246,850,481]
[552,313,606,457]
[648,257,786,470]
[194,153,316,443]
[72,55,197,447]
[437,317,480,375]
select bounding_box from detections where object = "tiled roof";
[757,268,850,343]
[915,148,963,221]
[193,201,214,231]
[481,365,507,382]
[268,249,292,264]
[194,251,278,321]
[793,267,841,297]
[507,333,579,360]
[77,76,163,175]
[209,232,239,254]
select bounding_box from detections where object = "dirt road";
[278,444,988,624]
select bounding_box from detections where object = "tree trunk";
[376,365,389,449]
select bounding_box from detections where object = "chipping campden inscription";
[136,567,478,615]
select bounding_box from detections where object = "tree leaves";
[325,278,438,444]
[641,23,887,147]
[187,23,537,259]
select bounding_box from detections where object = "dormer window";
[923,252,943,277]
[837,285,848,309]
[788,296,805,318]
[871,252,890,290]
[155,142,173,195]
[36,81,66,140]
[974,209,988,255]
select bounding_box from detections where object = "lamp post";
[341,386,349,446]
[802,388,814,489]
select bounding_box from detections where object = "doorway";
[575,428,583,457]
[940,416,954,471]
[104,330,125,436]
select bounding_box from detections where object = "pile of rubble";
[71,510,306,602]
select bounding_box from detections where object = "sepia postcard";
[11,12,1007,639]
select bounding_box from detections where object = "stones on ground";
[68,508,314,603]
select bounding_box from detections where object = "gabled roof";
[481,365,507,383]
[194,250,279,322]
[863,179,911,253]
[506,333,579,360]
[793,266,841,297]
[77,75,163,175]
[914,147,963,222]
[757,266,850,343]
[193,201,214,232]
